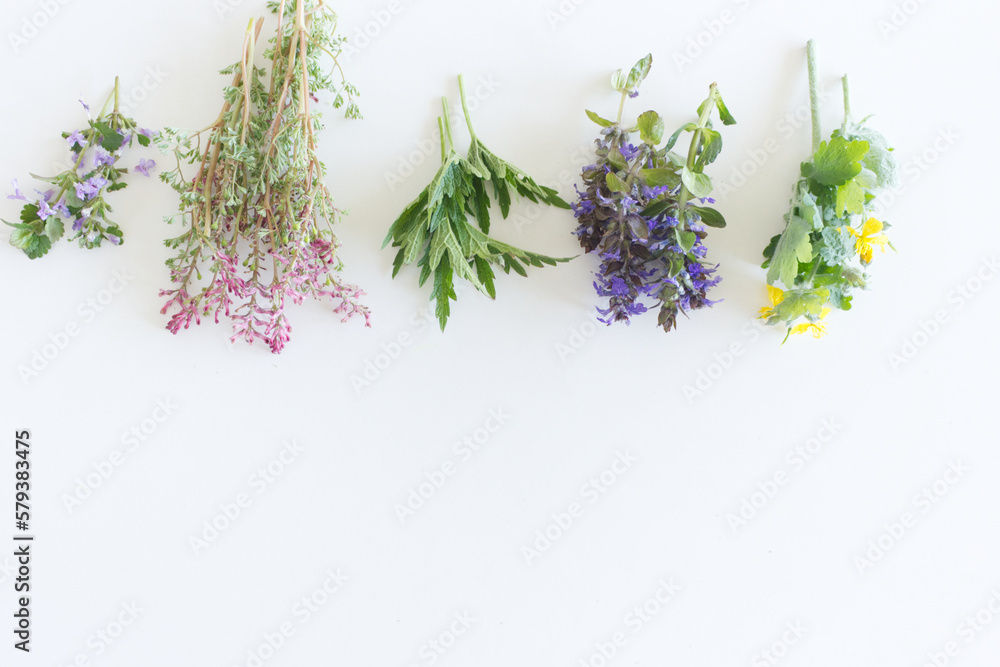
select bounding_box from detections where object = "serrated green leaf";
[9,227,51,259]
[767,216,813,288]
[835,179,866,217]
[44,216,64,243]
[107,182,128,192]
[474,256,496,300]
[137,134,151,147]
[802,136,869,186]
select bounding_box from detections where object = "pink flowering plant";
[5,77,156,258]
[158,0,368,354]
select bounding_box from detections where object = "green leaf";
[94,121,125,153]
[664,123,696,151]
[690,205,726,228]
[624,54,653,92]
[606,172,629,193]
[697,129,722,168]
[137,134,151,147]
[44,216,64,243]
[640,199,673,219]
[20,204,40,225]
[585,110,615,128]
[474,256,496,300]
[795,189,823,230]
[636,110,665,145]
[678,230,697,253]
[9,227,51,259]
[681,167,712,199]
[838,122,898,190]
[835,179,865,217]
[775,288,829,321]
[819,226,853,265]
[638,168,680,189]
[715,92,737,125]
[766,216,813,288]
[802,136,869,186]
[107,182,128,192]
[431,255,456,331]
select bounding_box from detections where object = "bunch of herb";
[573,54,735,332]
[159,1,367,354]
[383,74,571,331]
[760,40,898,341]
[5,77,156,258]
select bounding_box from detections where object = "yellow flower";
[758,284,784,319]
[849,217,889,263]
[790,308,831,339]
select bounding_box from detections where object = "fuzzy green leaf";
[767,216,813,288]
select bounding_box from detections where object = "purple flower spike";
[134,159,156,177]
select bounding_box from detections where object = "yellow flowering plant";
[760,41,898,342]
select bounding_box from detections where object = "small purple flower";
[139,128,157,139]
[106,233,121,245]
[72,208,92,232]
[134,159,156,177]
[35,188,55,202]
[53,196,71,217]
[67,130,87,148]
[36,199,56,220]
[8,178,27,201]
[79,99,91,114]
[93,146,117,167]
[628,90,640,99]
[74,176,107,201]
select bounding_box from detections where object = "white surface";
[2,0,1000,665]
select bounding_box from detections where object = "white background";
[2,0,999,665]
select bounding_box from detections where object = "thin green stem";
[615,89,628,125]
[438,117,447,163]
[841,74,852,126]
[807,39,821,154]
[676,83,718,225]
[440,96,455,153]
[457,74,477,140]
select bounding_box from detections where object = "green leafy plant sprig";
[760,40,899,341]
[5,77,155,258]
[383,75,572,331]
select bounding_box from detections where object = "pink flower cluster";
[160,237,369,354]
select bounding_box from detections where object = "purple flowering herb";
[574,54,735,332]
[6,76,156,258]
